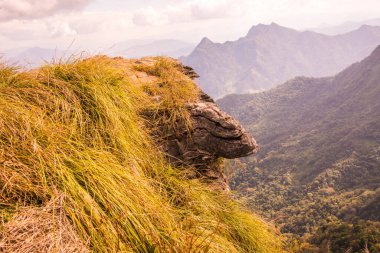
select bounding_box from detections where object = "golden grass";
[0,56,283,252]
[0,195,89,253]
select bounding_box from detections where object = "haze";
[1,0,380,51]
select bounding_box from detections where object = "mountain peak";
[372,44,380,55]
[363,44,380,63]
[198,37,214,46]
[181,22,380,99]
[269,22,280,27]
[355,24,380,34]
[359,24,373,30]
[246,22,293,37]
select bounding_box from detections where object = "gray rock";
[160,91,258,188]
[137,62,258,188]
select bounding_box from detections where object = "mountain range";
[218,46,380,251]
[1,39,195,68]
[309,18,380,35]
[181,23,380,99]
[0,47,70,68]
[107,39,194,58]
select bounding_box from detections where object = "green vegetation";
[311,220,380,253]
[218,47,380,251]
[0,56,282,252]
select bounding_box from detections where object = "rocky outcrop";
[135,61,258,188]
[160,71,258,188]
[164,94,257,167]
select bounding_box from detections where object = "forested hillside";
[218,46,380,252]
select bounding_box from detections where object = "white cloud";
[190,0,244,20]
[0,0,93,21]
[1,0,380,52]
[132,0,246,26]
[0,19,45,40]
[132,6,166,26]
[49,22,77,37]
[0,9,137,51]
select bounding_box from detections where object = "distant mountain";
[1,47,70,68]
[1,40,194,68]
[310,18,380,35]
[218,46,380,248]
[181,23,380,99]
[108,39,195,58]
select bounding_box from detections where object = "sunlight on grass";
[0,56,283,252]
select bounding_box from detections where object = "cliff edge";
[0,56,278,253]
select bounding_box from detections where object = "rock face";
[164,94,257,166]
[133,61,257,188]
[159,67,258,188]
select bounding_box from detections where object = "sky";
[1,0,380,51]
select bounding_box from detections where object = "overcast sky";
[1,0,380,51]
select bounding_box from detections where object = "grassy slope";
[0,56,282,252]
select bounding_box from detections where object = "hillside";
[218,46,380,251]
[0,57,283,252]
[181,23,380,99]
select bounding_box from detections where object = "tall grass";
[0,56,283,252]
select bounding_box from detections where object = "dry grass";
[0,56,284,252]
[0,195,88,253]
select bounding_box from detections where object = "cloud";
[132,0,246,26]
[190,0,244,20]
[0,0,93,22]
[0,19,45,40]
[2,0,380,52]
[49,21,77,37]
[132,6,165,26]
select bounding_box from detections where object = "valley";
[218,46,380,252]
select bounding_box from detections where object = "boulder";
[161,90,258,188]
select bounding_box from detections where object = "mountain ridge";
[217,45,380,250]
[182,23,380,99]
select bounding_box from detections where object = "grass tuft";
[0,56,283,252]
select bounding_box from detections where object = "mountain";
[1,47,70,68]
[108,39,195,58]
[0,56,282,252]
[1,40,194,69]
[310,18,380,35]
[218,46,380,251]
[181,23,380,99]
